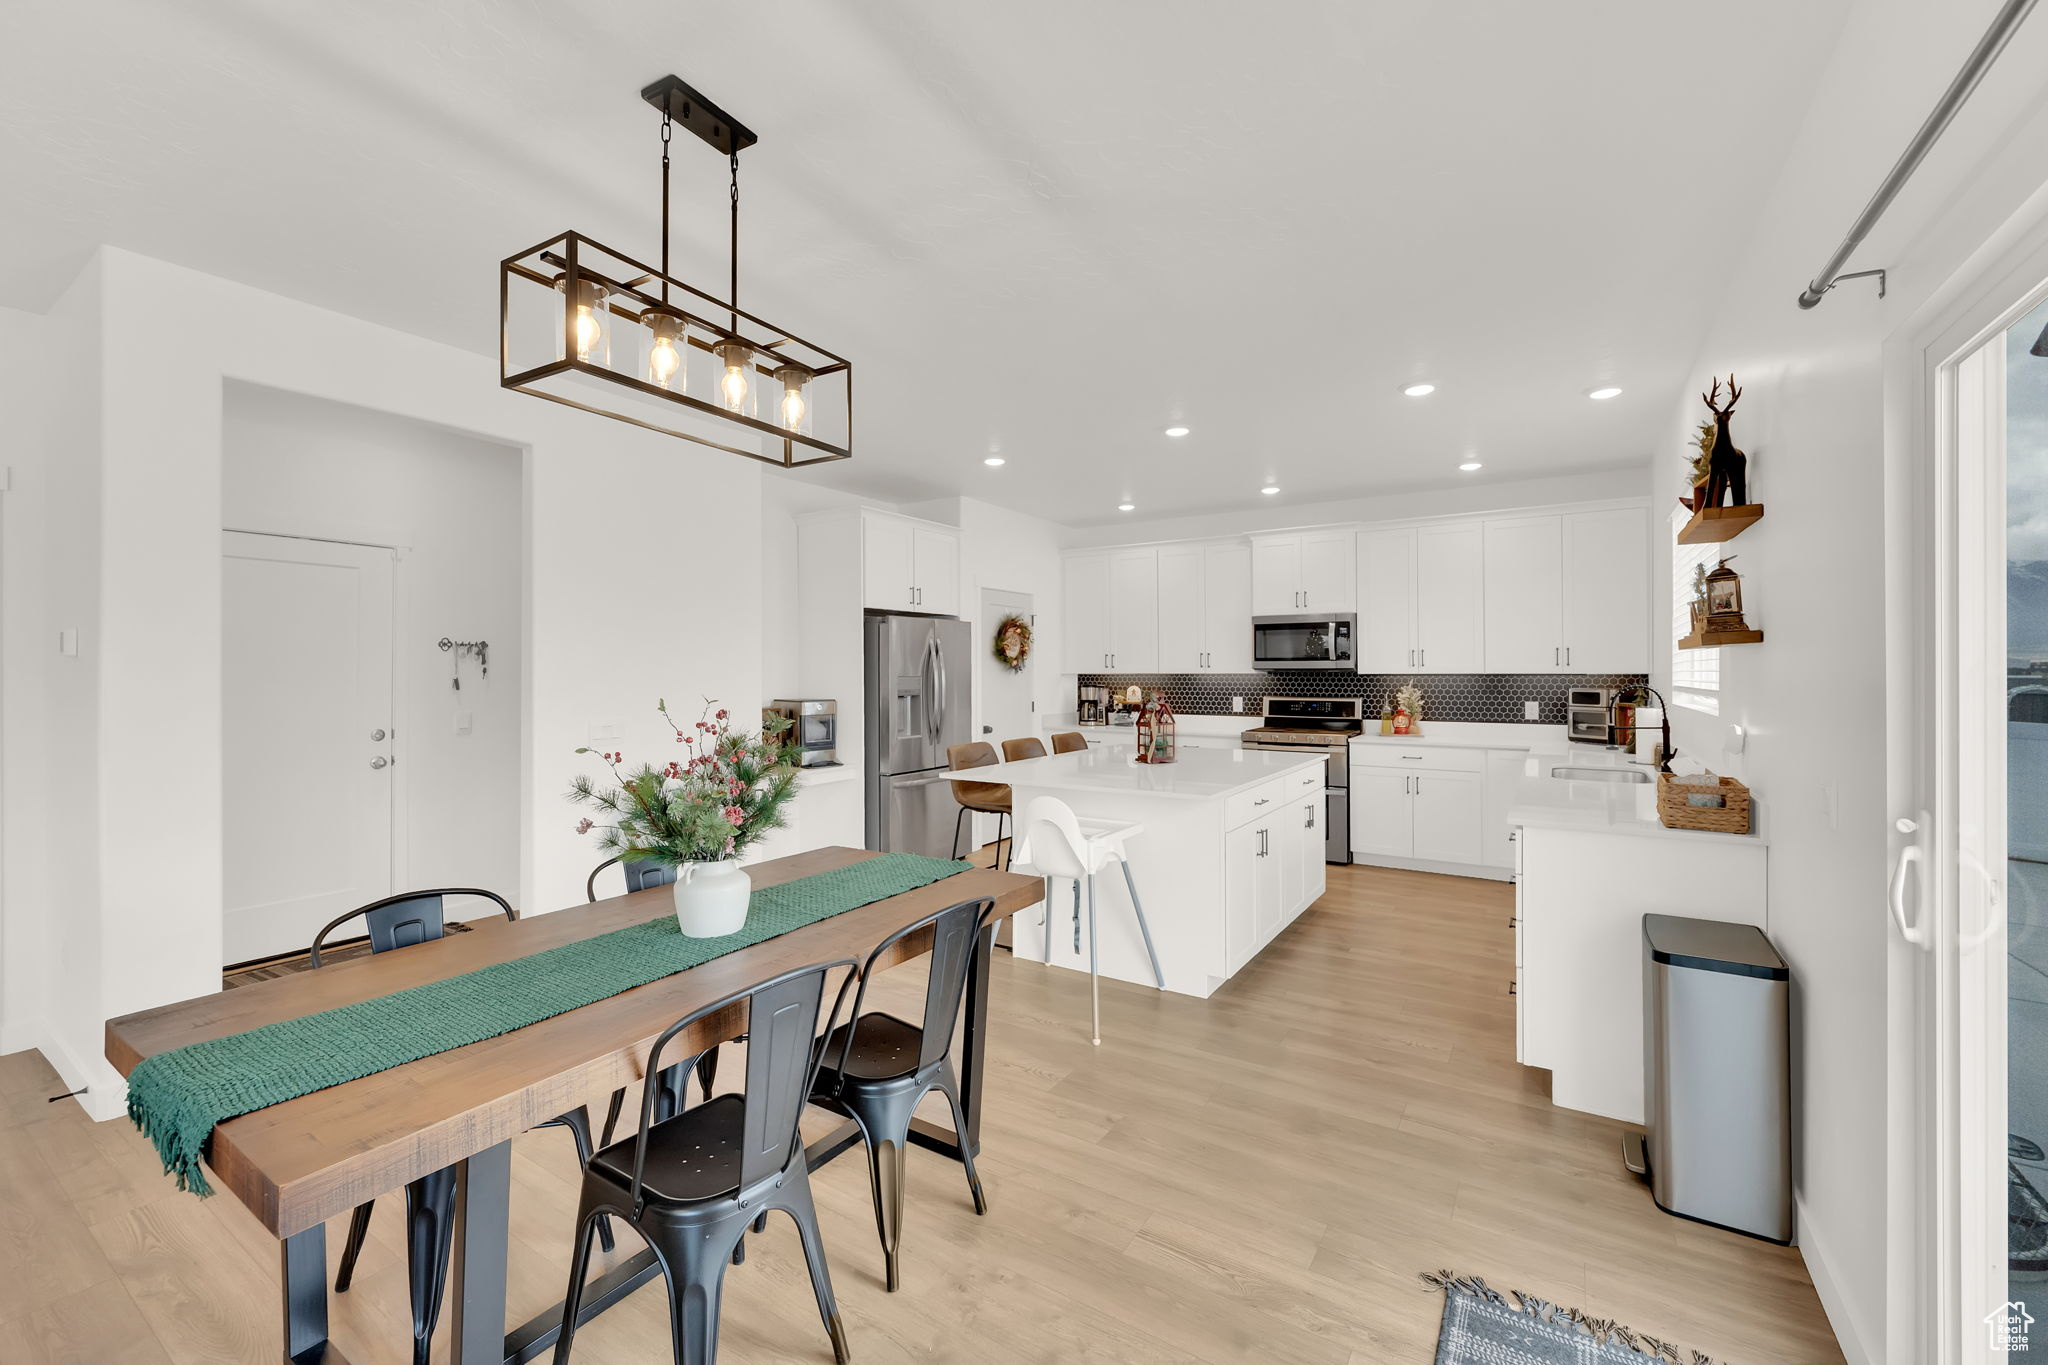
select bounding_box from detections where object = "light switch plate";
[1523,700,1540,720]
[58,628,78,657]
[455,709,474,735]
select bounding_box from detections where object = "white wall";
[221,382,523,898]
[1064,468,1646,547]
[1644,4,2048,1359]
[1,248,763,1118]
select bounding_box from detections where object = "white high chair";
[1010,795,1166,1044]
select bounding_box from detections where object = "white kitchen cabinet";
[859,511,960,614]
[1064,552,1112,671]
[1350,747,1486,867]
[1295,783,1327,910]
[1349,768,1413,858]
[1106,548,1160,672]
[912,524,960,617]
[1356,527,1416,672]
[1410,770,1482,864]
[1359,523,1483,673]
[1481,749,1525,868]
[1202,542,1254,671]
[1251,530,1355,614]
[1224,819,1259,974]
[1482,515,1566,672]
[1483,508,1649,673]
[1155,545,1204,671]
[1154,541,1251,671]
[1560,506,1650,673]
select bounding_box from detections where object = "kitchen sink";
[1550,765,1652,784]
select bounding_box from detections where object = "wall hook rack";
[438,637,489,690]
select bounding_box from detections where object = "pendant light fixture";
[499,75,851,467]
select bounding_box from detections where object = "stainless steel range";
[1240,697,1362,864]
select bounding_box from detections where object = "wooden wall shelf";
[1679,628,1764,650]
[1678,503,1765,544]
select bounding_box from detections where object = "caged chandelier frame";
[499,75,852,468]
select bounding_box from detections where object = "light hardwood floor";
[0,864,1844,1364]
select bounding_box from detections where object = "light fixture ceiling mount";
[498,75,851,468]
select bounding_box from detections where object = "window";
[1670,505,1720,714]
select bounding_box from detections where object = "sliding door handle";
[1889,814,1930,948]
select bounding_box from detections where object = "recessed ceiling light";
[983,456,1005,466]
[1458,460,1483,472]
[1402,382,1436,398]
[1162,425,1190,438]
[1587,385,1624,401]
[1118,503,1135,512]
[1261,485,1280,495]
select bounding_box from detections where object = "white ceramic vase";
[672,859,751,937]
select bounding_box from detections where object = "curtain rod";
[1797,0,2038,309]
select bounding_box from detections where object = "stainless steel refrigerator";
[864,613,974,856]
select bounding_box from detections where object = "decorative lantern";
[1704,556,1749,629]
[1135,692,1177,764]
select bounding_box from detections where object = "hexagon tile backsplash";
[1075,672,1649,725]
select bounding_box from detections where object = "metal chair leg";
[598,1086,626,1148]
[1087,871,1102,1046]
[549,1208,605,1365]
[781,1177,853,1364]
[999,811,1011,869]
[938,1064,989,1216]
[547,1106,615,1254]
[1117,856,1167,990]
[951,805,969,861]
[405,1166,459,1365]
[865,1130,908,1292]
[334,1200,374,1293]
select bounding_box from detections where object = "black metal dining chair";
[551,958,860,1365]
[312,887,613,1365]
[808,896,995,1292]
[584,858,723,1153]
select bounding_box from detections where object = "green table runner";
[128,853,973,1196]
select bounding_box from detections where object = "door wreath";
[993,615,1032,672]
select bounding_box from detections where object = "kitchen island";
[966,746,1327,997]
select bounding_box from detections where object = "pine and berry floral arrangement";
[568,699,798,867]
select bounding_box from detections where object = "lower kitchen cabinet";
[1350,755,1483,867]
[1410,771,1481,863]
[1223,776,1323,975]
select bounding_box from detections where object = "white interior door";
[223,532,394,963]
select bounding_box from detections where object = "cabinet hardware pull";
[1507,981,1516,996]
[1401,753,1422,760]
[1254,798,1269,806]
[1565,646,1571,666]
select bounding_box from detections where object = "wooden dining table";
[104,846,1043,1365]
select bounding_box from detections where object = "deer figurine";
[1700,374,1748,509]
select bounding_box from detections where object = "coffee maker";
[1077,685,1109,725]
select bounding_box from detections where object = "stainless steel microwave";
[1251,613,1356,671]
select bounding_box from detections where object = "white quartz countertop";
[1504,747,1767,846]
[962,746,1324,801]
[1349,722,1570,751]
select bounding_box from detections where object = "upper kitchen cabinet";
[858,509,961,614]
[1358,523,1483,673]
[1064,551,1113,672]
[1105,548,1161,672]
[1250,529,1355,615]
[1157,541,1252,672]
[1482,507,1649,672]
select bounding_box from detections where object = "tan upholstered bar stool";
[1049,732,1088,754]
[1001,737,1047,761]
[946,742,1012,868]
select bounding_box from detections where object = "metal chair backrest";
[585,856,681,903]
[1019,796,1091,881]
[1049,732,1088,754]
[833,896,994,1082]
[308,888,517,968]
[1001,737,1047,761]
[629,958,857,1214]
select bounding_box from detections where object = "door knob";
[370,756,389,770]
[370,728,387,742]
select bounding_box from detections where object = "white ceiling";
[0,0,1852,525]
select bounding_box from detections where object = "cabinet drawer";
[1224,778,1288,829]
[1289,765,1324,794]
[1357,745,1484,774]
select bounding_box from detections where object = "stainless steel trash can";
[1635,913,1791,1243]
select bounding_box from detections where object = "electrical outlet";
[589,719,620,743]
[1231,696,1245,713]
[57,628,78,657]
[455,709,474,735]
[1524,700,1540,720]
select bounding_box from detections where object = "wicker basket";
[1656,772,1752,834]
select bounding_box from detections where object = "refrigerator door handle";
[922,635,941,749]
[933,634,949,742]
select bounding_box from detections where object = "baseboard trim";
[1795,1195,1879,1365]
[1348,852,1513,882]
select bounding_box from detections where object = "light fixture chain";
[728,146,740,331]
[659,113,672,302]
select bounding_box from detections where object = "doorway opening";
[219,383,523,966]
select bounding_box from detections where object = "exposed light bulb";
[713,339,755,416]
[574,307,602,360]
[1402,382,1436,397]
[773,364,813,434]
[554,276,609,366]
[642,309,687,391]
